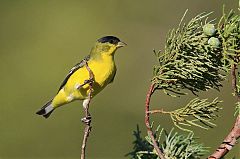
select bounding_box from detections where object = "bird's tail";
[36,100,54,118]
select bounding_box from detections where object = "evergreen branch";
[162,129,208,159]
[128,126,208,159]
[153,11,225,96]
[218,7,240,69]
[150,98,221,132]
[145,83,166,159]
[144,5,240,159]
[126,125,154,159]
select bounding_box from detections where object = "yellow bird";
[36,36,126,118]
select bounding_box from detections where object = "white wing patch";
[67,94,74,102]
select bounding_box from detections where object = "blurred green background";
[0,0,239,158]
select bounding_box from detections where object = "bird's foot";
[84,78,94,85]
[76,78,94,90]
[81,116,92,125]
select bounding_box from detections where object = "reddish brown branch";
[208,115,240,159]
[208,64,240,159]
[145,83,166,159]
[80,61,94,159]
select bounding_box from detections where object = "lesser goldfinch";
[36,36,126,118]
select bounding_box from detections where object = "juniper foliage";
[128,126,207,159]
[152,11,225,97]
[129,4,240,159]
[167,98,222,131]
[150,6,240,131]
[219,7,240,68]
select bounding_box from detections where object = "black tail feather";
[36,100,54,119]
[42,110,54,118]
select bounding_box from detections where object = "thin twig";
[145,83,166,159]
[208,64,240,159]
[148,109,171,114]
[80,61,94,159]
[81,124,91,159]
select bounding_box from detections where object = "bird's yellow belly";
[52,58,116,107]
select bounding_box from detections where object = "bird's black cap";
[97,36,120,45]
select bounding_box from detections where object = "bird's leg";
[81,98,91,125]
[81,80,93,125]
[79,61,94,124]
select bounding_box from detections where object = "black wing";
[58,55,90,92]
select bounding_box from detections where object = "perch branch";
[80,61,94,159]
[208,64,240,159]
[145,83,166,159]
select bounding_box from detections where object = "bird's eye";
[109,39,114,44]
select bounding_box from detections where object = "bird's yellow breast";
[52,55,116,107]
[87,56,116,88]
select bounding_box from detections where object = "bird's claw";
[81,116,92,125]
[76,78,94,90]
[84,78,94,84]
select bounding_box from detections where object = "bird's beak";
[117,41,127,48]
